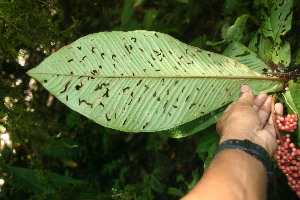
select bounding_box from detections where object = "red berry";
[274,134,300,197]
[276,114,298,132]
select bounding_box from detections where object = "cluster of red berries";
[276,114,298,132]
[274,134,300,197]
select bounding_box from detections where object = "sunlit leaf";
[28,31,284,132]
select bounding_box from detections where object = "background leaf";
[157,106,226,138]
[296,48,300,64]
[258,0,293,66]
[225,14,249,43]
[260,0,293,43]
[176,0,189,4]
[223,0,239,15]
[257,34,273,64]
[203,141,218,170]
[223,41,268,73]
[207,14,249,48]
[195,131,219,155]
[289,81,300,114]
[288,81,300,147]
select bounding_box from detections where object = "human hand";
[217,85,283,156]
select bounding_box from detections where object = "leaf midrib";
[28,73,286,81]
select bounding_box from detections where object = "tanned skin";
[182,85,283,200]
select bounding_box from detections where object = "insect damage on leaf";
[27,31,284,132]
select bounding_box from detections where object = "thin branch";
[271,94,283,144]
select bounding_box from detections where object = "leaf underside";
[28,31,284,132]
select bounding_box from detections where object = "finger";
[253,93,268,111]
[264,103,284,134]
[237,85,254,106]
[257,96,272,125]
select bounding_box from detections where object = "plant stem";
[271,94,282,144]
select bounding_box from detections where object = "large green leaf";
[28,31,284,132]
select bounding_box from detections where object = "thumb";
[238,85,254,106]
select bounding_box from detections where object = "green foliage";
[0,162,87,193]
[0,0,79,60]
[252,0,293,66]
[157,106,226,138]
[207,14,250,48]
[223,42,269,73]
[287,81,300,147]
[1,0,300,199]
[289,82,300,114]
[223,0,240,15]
[195,131,219,168]
[260,0,292,43]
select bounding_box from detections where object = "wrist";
[214,139,274,180]
[219,130,276,156]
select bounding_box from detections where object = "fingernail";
[241,85,250,93]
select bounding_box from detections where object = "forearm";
[182,149,268,200]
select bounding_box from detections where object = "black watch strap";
[213,139,273,180]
